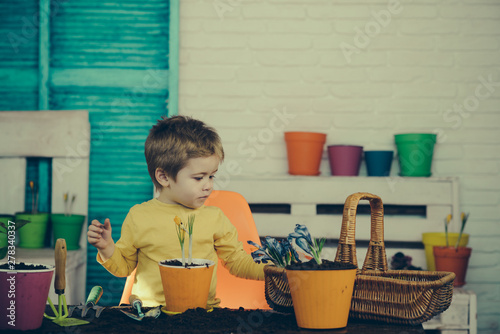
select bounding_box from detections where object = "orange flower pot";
[158,259,215,313]
[433,246,471,287]
[284,132,326,176]
[286,267,357,329]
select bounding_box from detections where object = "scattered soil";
[286,259,358,271]
[0,262,49,270]
[2,306,425,334]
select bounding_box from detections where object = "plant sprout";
[288,224,325,265]
[174,215,195,266]
[247,237,300,268]
[455,212,469,251]
[64,193,77,216]
[444,214,452,247]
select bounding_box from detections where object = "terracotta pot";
[422,232,469,271]
[433,246,471,287]
[284,132,326,176]
[286,267,357,329]
[158,258,215,313]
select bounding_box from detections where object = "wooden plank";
[51,68,169,90]
[168,0,179,116]
[0,158,26,215]
[226,176,456,205]
[39,0,50,110]
[0,110,90,158]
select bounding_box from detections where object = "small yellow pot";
[286,267,357,329]
[158,258,214,313]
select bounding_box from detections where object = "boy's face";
[161,155,220,209]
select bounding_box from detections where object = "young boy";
[87,115,265,307]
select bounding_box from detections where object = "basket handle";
[334,192,388,272]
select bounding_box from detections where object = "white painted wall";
[178,1,500,332]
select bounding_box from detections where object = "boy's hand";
[87,218,115,261]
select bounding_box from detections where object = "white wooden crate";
[220,175,476,333]
[0,110,90,305]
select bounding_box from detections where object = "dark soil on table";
[0,262,48,270]
[286,259,358,271]
[159,259,210,268]
[2,305,426,334]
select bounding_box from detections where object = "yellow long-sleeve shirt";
[97,198,265,307]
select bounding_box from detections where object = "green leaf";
[0,247,7,259]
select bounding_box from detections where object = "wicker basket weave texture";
[263,192,455,325]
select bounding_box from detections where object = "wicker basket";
[264,192,456,325]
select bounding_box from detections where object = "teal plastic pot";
[0,215,14,259]
[15,213,49,249]
[51,214,86,250]
[395,133,437,177]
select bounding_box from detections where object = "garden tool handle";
[54,238,67,294]
[86,286,103,306]
[129,294,142,309]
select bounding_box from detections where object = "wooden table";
[3,306,426,333]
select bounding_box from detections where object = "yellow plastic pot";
[422,232,469,270]
[286,267,357,329]
[158,258,214,313]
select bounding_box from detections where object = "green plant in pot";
[433,212,471,287]
[15,181,50,249]
[158,215,215,315]
[249,224,357,330]
[51,193,86,250]
[0,216,30,259]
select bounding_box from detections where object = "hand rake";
[44,238,89,327]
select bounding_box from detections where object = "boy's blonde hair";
[145,115,224,190]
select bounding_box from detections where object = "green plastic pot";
[0,215,14,259]
[51,214,86,250]
[395,133,437,177]
[15,213,50,249]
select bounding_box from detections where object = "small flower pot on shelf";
[51,214,86,250]
[433,246,472,287]
[365,150,394,177]
[0,262,55,331]
[327,145,363,176]
[284,132,327,176]
[158,258,215,314]
[395,133,436,177]
[15,212,50,249]
[422,232,469,271]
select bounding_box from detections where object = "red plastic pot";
[327,145,363,176]
[433,246,472,287]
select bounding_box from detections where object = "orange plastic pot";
[284,132,326,176]
[158,259,215,313]
[433,246,471,287]
[286,268,357,329]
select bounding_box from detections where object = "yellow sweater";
[97,198,265,307]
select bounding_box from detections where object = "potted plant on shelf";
[0,216,30,260]
[51,193,86,250]
[158,215,215,314]
[249,224,357,330]
[15,181,50,249]
[433,212,471,287]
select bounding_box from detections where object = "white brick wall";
[178,1,500,332]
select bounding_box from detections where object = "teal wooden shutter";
[0,0,178,305]
[0,0,39,110]
[47,0,178,305]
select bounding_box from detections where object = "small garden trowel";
[69,285,104,318]
[120,294,161,321]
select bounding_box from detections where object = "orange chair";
[120,190,269,309]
